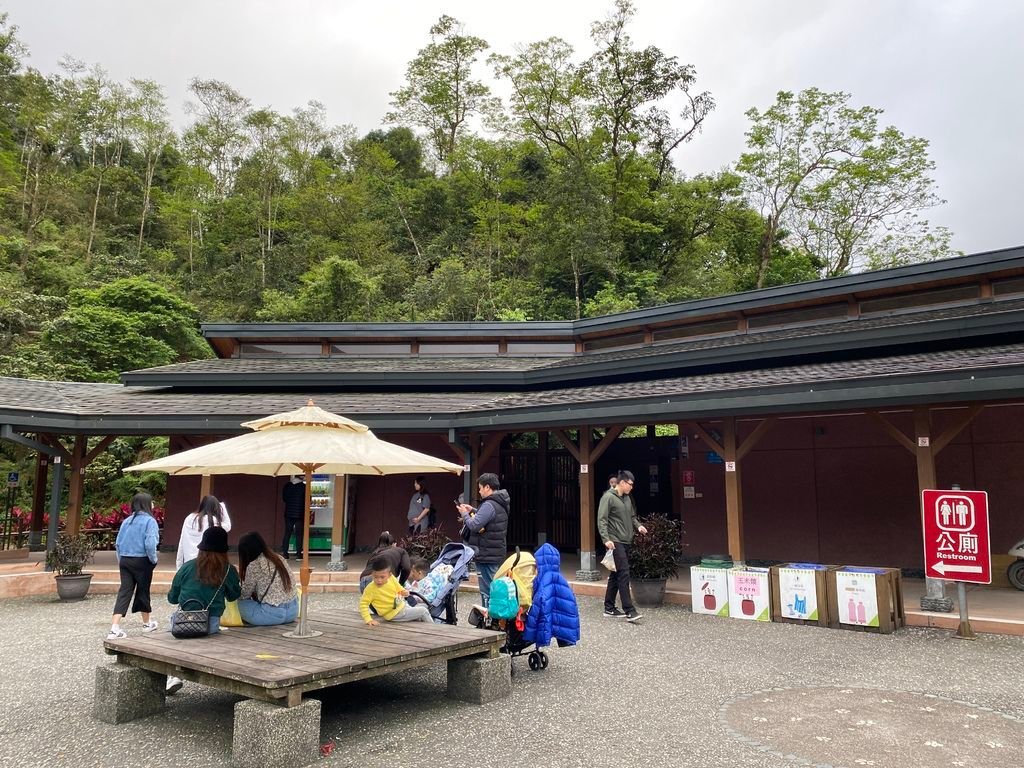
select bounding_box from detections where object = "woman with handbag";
[167,526,241,636]
[236,531,298,626]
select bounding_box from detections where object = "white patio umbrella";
[126,400,463,637]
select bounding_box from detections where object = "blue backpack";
[488,576,520,620]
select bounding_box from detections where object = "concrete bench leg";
[447,653,512,704]
[93,662,166,724]
[232,699,321,768]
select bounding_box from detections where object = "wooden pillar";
[578,429,596,574]
[914,407,950,610]
[200,474,213,499]
[29,452,49,550]
[536,432,549,546]
[329,475,348,571]
[722,417,744,565]
[66,435,87,535]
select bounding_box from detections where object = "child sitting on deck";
[360,555,432,626]
[404,557,453,604]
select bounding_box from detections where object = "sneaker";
[166,676,183,695]
[603,607,626,618]
[142,620,159,633]
[625,609,643,623]
[106,627,127,640]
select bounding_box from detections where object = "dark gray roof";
[6,343,1024,433]
[123,296,1024,388]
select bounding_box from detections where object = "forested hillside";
[0,1,954,384]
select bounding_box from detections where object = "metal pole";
[45,457,64,560]
[954,581,976,640]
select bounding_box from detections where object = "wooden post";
[329,475,348,571]
[66,435,87,535]
[537,432,548,546]
[914,407,952,612]
[200,474,212,499]
[578,429,597,578]
[28,452,48,550]
[722,417,744,565]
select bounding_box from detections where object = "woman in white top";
[176,494,232,567]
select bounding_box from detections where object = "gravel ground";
[0,592,1021,768]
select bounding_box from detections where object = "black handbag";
[171,568,229,639]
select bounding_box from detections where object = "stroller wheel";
[528,652,541,671]
[539,651,549,669]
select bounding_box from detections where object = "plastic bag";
[601,548,616,571]
[221,599,243,627]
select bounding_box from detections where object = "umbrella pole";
[285,465,322,638]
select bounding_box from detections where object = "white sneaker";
[166,676,183,695]
[142,620,159,633]
[106,627,127,640]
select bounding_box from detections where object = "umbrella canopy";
[125,403,463,477]
[125,401,463,638]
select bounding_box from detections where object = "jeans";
[238,597,299,626]
[359,575,372,593]
[209,615,221,634]
[281,516,305,556]
[475,562,498,606]
[604,544,634,612]
[113,556,156,615]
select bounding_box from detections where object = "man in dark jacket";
[281,476,306,560]
[456,472,509,607]
[597,469,648,623]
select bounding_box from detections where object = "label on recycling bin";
[689,566,730,617]
[835,570,879,627]
[779,567,819,621]
[727,568,771,621]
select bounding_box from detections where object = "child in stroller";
[405,542,474,624]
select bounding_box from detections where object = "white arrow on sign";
[932,561,983,575]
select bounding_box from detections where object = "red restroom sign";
[921,490,991,584]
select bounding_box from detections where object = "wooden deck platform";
[98,612,510,766]
[103,611,504,706]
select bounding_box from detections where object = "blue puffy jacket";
[524,543,580,648]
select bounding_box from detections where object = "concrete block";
[93,662,166,724]
[232,698,321,768]
[447,653,512,705]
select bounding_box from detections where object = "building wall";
[164,405,1024,567]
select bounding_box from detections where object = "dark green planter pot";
[55,573,93,601]
[632,577,667,607]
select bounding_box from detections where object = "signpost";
[921,489,991,639]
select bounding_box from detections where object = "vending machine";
[308,474,334,552]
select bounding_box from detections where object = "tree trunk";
[136,158,156,257]
[87,170,103,258]
[755,216,777,289]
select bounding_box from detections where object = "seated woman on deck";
[168,527,241,636]
[237,531,299,626]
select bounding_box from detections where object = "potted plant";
[628,514,685,607]
[45,533,96,601]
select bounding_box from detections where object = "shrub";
[45,533,95,576]
[629,514,685,580]
[399,526,452,564]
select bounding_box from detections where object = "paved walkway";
[0,591,1021,767]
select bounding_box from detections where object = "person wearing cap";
[597,469,648,623]
[165,527,241,693]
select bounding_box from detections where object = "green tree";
[386,15,499,171]
[737,88,952,286]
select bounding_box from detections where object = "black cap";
[197,526,228,553]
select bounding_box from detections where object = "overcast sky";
[7,1,1022,255]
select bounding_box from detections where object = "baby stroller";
[408,542,475,624]
[468,549,550,672]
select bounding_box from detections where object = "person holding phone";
[455,473,509,606]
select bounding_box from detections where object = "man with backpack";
[598,469,648,623]
[456,472,510,607]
